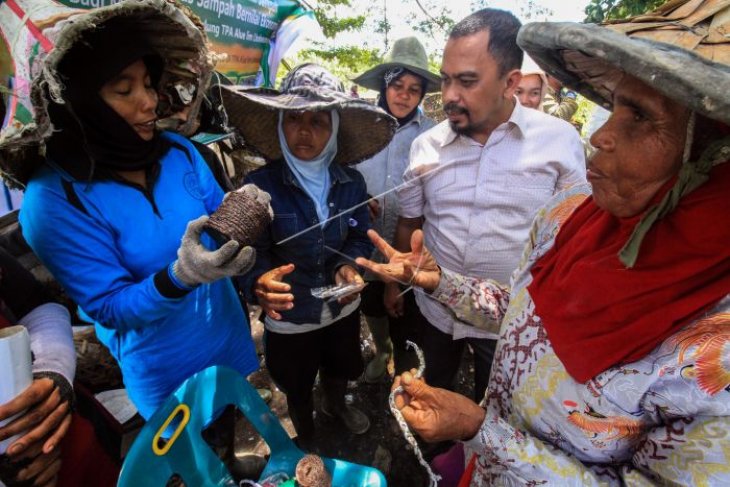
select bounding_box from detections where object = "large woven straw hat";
[0,0,212,187]
[517,0,730,125]
[219,63,397,166]
[353,36,441,93]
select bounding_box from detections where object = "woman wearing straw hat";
[17,0,264,427]
[220,63,396,444]
[351,36,441,383]
[356,1,730,484]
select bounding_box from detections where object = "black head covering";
[377,67,428,127]
[45,19,170,180]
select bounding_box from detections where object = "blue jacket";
[243,160,373,324]
[20,132,258,419]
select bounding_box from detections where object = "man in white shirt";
[392,9,586,402]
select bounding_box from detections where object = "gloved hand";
[172,215,256,288]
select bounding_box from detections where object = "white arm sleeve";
[18,303,76,387]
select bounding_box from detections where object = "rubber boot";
[287,395,315,448]
[319,375,370,435]
[364,315,393,383]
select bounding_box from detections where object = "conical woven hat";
[517,0,730,124]
[220,64,397,166]
[0,0,212,187]
[353,36,441,93]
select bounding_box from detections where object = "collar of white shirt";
[439,97,528,148]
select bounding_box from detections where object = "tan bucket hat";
[0,0,212,187]
[517,0,730,125]
[219,63,397,166]
[352,36,441,93]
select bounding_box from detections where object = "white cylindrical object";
[0,325,32,454]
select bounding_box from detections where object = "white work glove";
[172,215,256,288]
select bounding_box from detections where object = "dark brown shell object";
[204,190,272,247]
[295,454,331,487]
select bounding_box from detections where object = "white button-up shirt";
[398,100,586,340]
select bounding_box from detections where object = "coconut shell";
[204,190,272,247]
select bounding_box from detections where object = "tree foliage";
[519,0,553,20]
[310,0,366,38]
[280,0,377,84]
[296,45,382,76]
[406,0,455,40]
[584,0,666,23]
[285,0,563,90]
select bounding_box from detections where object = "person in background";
[393,8,585,406]
[358,2,730,484]
[349,84,360,99]
[515,54,547,110]
[223,64,394,446]
[543,73,578,122]
[351,36,440,382]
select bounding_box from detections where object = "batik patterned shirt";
[429,184,730,486]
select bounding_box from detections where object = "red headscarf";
[528,161,730,383]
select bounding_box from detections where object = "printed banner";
[51,0,315,84]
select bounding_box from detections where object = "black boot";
[319,375,370,435]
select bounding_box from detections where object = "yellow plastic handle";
[152,404,191,456]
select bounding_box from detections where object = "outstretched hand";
[355,229,440,291]
[392,371,486,443]
[254,264,296,320]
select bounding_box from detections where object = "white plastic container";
[0,325,32,454]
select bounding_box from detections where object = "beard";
[444,102,475,136]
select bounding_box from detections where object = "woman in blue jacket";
[221,64,396,445]
[18,5,264,422]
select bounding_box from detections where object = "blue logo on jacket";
[183,172,205,200]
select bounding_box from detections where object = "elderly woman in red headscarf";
[356,1,730,485]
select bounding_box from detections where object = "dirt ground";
[241,307,476,486]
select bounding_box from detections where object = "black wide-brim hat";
[517,0,730,125]
[0,0,212,187]
[219,64,397,166]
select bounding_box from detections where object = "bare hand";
[391,370,486,443]
[8,437,62,486]
[0,377,72,487]
[355,229,440,291]
[367,198,381,223]
[0,378,72,458]
[334,265,365,305]
[384,282,404,318]
[254,263,295,320]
